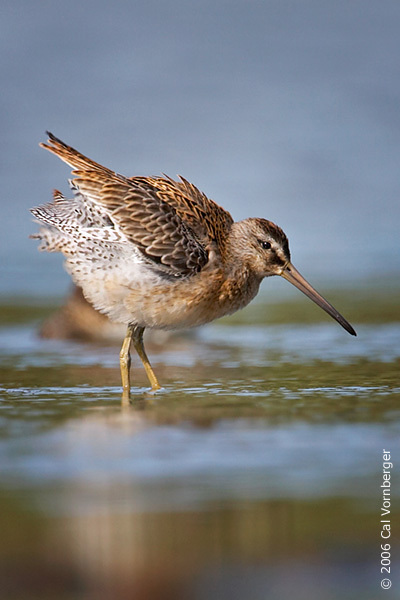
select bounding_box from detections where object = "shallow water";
[0,294,399,599]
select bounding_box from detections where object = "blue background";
[1,0,399,296]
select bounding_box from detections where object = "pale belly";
[65,255,261,330]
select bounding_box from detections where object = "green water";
[0,289,399,599]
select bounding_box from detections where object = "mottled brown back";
[39,133,234,276]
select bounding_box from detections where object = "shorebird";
[31,132,356,398]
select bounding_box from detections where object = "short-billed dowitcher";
[31,132,356,397]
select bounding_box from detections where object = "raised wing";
[39,132,234,276]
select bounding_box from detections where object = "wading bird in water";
[31,133,356,398]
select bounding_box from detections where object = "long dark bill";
[281,263,356,336]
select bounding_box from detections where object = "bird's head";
[232,218,290,278]
[230,217,356,336]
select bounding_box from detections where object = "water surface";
[0,293,398,599]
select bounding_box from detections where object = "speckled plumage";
[31,132,356,396]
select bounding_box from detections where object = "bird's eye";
[259,240,271,250]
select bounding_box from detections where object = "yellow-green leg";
[119,324,161,399]
[132,325,161,392]
[120,324,134,401]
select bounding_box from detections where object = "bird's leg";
[120,324,134,400]
[131,326,162,392]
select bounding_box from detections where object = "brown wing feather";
[140,175,234,253]
[40,132,115,175]
[40,132,233,275]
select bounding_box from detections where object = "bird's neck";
[216,224,263,311]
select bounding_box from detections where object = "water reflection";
[0,386,397,559]
[0,484,385,599]
[0,299,399,599]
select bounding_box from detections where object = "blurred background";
[1,2,399,599]
[1,0,400,298]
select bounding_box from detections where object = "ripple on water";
[1,323,400,372]
[199,323,400,363]
[0,414,398,514]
